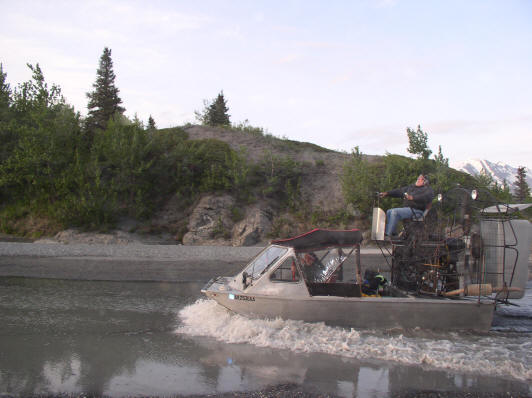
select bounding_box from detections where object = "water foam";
[177,299,532,382]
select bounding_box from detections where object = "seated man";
[379,174,434,239]
[298,252,320,282]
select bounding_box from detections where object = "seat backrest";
[423,202,432,217]
[412,202,432,221]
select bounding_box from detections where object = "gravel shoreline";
[0,241,527,282]
[0,241,264,260]
[0,242,264,282]
[0,242,384,282]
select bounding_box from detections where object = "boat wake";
[177,299,532,382]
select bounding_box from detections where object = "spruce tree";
[0,63,12,164]
[513,166,531,202]
[86,47,125,132]
[148,115,156,130]
[434,145,449,167]
[0,63,11,117]
[206,91,231,126]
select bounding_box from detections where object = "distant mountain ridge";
[451,159,532,192]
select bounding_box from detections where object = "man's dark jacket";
[387,184,434,211]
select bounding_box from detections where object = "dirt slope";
[183,125,351,211]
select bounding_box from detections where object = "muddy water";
[0,277,531,397]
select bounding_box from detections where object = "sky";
[1,0,531,168]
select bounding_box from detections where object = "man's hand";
[379,192,388,198]
[404,193,413,201]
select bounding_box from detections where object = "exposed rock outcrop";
[182,195,236,246]
[182,195,274,246]
[232,204,273,246]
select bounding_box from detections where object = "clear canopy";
[297,248,350,283]
[243,246,288,280]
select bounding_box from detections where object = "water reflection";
[183,336,530,397]
[0,278,200,396]
[0,277,530,397]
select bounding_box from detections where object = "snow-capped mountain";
[451,159,532,192]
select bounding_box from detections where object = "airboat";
[202,188,531,331]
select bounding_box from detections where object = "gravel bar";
[0,242,265,282]
[0,241,264,260]
[0,242,408,282]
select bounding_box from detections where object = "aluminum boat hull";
[203,287,495,332]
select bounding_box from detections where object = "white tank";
[480,219,531,299]
[371,207,386,241]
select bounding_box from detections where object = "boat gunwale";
[203,286,496,306]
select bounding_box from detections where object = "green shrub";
[231,206,245,222]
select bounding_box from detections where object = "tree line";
[0,48,530,237]
[0,48,303,237]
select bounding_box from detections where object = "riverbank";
[0,241,385,282]
[0,242,263,282]
[1,240,530,282]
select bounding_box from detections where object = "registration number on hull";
[229,294,255,302]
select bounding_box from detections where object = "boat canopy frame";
[271,228,363,252]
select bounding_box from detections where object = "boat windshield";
[243,246,288,280]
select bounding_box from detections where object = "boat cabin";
[226,229,384,299]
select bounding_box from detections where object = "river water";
[0,277,531,397]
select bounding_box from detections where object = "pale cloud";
[5,12,77,38]
[5,11,123,44]
[427,115,532,139]
[330,71,354,85]
[247,94,268,105]
[402,66,418,80]
[277,54,301,64]
[308,122,407,156]
[84,1,210,32]
[253,12,265,23]
[5,2,209,44]
[422,120,477,135]
[218,26,244,40]
[1,37,91,77]
[157,110,190,128]
[352,125,406,148]
[146,11,211,33]
[374,0,400,8]
[291,40,353,52]
[272,25,301,34]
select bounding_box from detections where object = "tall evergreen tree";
[432,145,450,194]
[0,63,13,165]
[147,115,156,130]
[513,166,531,202]
[206,91,231,126]
[434,145,448,167]
[86,47,125,132]
[0,63,11,117]
[490,179,513,204]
